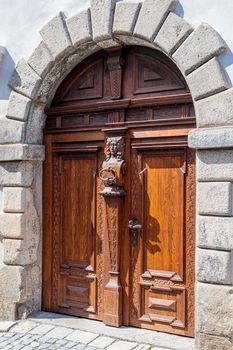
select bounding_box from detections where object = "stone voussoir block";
[67,8,93,47]
[9,58,41,99]
[0,161,34,187]
[134,0,178,41]
[113,2,142,36]
[91,0,115,42]
[196,282,233,337]
[40,12,73,60]
[195,88,233,127]
[196,248,232,284]
[0,264,27,303]
[173,23,226,75]
[0,144,45,162]
[0,118,25,144]
[28,41,54,78]
[197,215,233,250]
[197,149,233,182]
[187,57,229,101]
[0,213,25,239]
[7,91,31,122]
[188,127,233,149]
[154,12,193,55]
[196,333,233,350]
[197,182,233,216]
[3,187,26,213]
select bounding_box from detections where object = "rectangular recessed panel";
[142,151,185,278]
[62,156,96,264]
[126,109,147,122]
[148,297,176,311]
[90,114,108,125]
[153,106,182,120]
[59,275,96,313]
[140,285,185,329]
[61,115,85,127]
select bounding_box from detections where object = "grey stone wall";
[0,1,233,349]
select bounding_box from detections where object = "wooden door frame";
[42,46,196,335]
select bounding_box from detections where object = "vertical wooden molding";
[99,128,127,326]
[106,47,124,100]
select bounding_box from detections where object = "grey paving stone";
[11,321,38,334]
[107,340,138,350]
[38,336,57,344]
[134,345,151,350]
[66,330,98,344]
[46,326,73,339]
[89,336,115,348]
[29,323,55,335]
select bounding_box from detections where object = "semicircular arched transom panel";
[51,46,189,108]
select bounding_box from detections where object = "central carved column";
[99,128,126,327]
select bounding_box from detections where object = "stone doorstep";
[0,321,17,332]
[24,311,195,350]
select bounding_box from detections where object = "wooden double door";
[43,46,195,337]
[43,126,195,336]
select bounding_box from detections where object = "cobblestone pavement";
[0,320,160,350]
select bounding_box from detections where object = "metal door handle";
[128,218,142,246]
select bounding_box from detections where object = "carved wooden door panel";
[129,143,195,336]
[48,143,104,320]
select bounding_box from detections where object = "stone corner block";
[196,282,233,337]
[134,0,178,41]
[28,41,54,78]
[113,2,141,36]
[0,213,25,239]
[196,333,233,350]
[197,149,233,182]
[0,161,34,187]
[0,302,17,321]
[0,264,27,303]
[197,215,233,251]
[195,88,233,127]
[197,182,233,216]
[188,127,233,149]
[3,187,26,213]
[0,144,45,162]
[91,0,115,42]
[9,59,41,99]
[187,57,229,102]
[67,8,92,47]
[173,23,226,75]
[196,248,232,285]
[0,117,25,144]
[40,12,73,60]
[3,238,38,266]
[154,12,193,55]
[7,91,31,122]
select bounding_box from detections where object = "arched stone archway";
[1,1,233,349]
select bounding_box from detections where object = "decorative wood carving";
[106,48,124,100]
[99,128,127,327]
[99,130,126,197]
